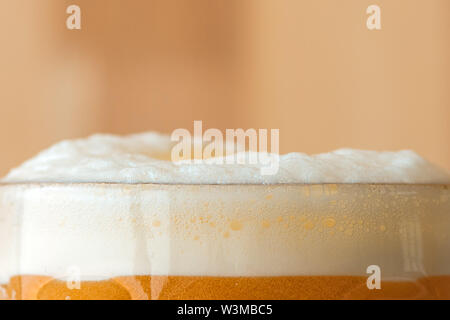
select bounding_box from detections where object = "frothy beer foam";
[2,132,449,184]
[0,133,449,283]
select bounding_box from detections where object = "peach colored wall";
[0,0,449,176]
[240,0,450,170]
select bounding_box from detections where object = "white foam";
[1,133,450,282]
[1,183,449,281]
[1,132,449,184]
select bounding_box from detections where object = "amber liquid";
[2,275,450,300]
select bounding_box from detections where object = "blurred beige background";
[0,0,449,176]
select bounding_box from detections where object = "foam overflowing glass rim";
[1,132,449,185]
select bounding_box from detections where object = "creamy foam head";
[2,132,449,184]
[1,183,449,281]
[1,132,450,281]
